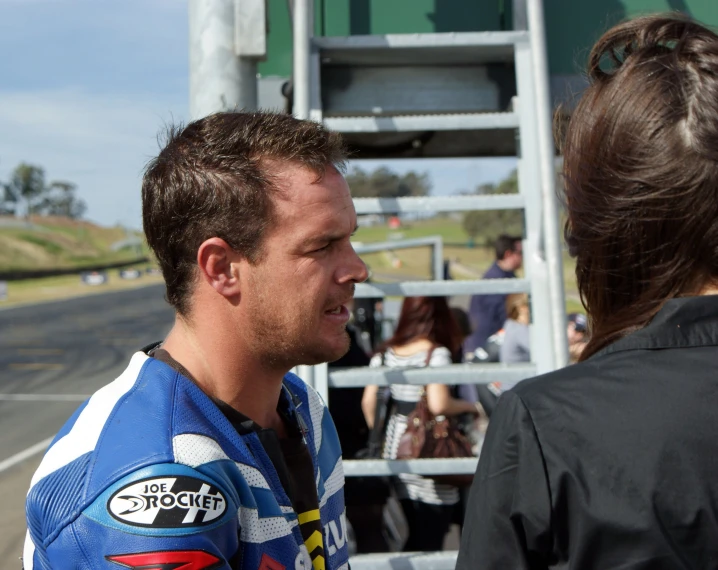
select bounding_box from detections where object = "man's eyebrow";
[304,225,359,248]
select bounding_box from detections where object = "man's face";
[505,241,523,271]
[241,164,368,369]
[567,322,586,345]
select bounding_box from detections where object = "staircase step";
[354,278,531,299]
[352,194,523,214]
[349,551,458,570]
[314,31,529,66]
[329,362,537,388]
[324,112,518,133]
[343,458,478,477]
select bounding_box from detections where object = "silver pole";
[292,0,312,119]
[237,59,259,110]
[432,238,444,282]
[189,0,257,120]
[512,0,528,30]
[296,365,315,389]
[527,0,568,367]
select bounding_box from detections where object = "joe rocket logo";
[108,476,226,528]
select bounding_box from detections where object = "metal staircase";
[290,1,568,567]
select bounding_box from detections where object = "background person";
[327,309,390,555]
[498,293,531,365]
[24,112,366,570]
[458,14,718,569]
[567,312,588,363]
[464,234,523,357]
[361,296,480,552]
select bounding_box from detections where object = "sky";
[0,0,517,229]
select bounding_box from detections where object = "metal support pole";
[432,240,444,281]
[296,365,315,389]
[313,362,329,404]
[292,0,312,119]
[526,0,568,368]
[512,0,528,30]
[189,0,258,120]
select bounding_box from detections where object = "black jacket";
[457,296,718,570]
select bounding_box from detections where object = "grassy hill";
[0,215,582,313]
[0,216,146,272]
[354,217,582,313]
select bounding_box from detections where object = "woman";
[499,293,531,364]
[457,14,718,569]
[362,296,479,552]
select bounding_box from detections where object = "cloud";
[0,0,518,229]
[0,0,189,229]
[0,0,188,97]
[0,88,187,228]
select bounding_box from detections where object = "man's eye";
[313,243,331,253]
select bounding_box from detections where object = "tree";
[38,181,87,219]
[399,171,431,197]
[5,163,47,217]
[346,166,431,198]
[1,163,85,220]
[461,169,524,246]
[462,210,485,245]
[345,167,372,197]
[0,185,17,215]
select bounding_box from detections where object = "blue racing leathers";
[24,352,349,570]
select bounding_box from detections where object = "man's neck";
[160,315,289,432]
[496,259,514,272]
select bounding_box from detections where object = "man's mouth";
[324,302,351,320]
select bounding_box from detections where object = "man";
[567,312,588,363]
[24,112,368,570]
[463,234,523,357]
[326,319,390,555]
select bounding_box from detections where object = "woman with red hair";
[362,296,480,552]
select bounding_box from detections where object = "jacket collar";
[594,295,718,358]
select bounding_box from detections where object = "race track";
[0,284,174,568]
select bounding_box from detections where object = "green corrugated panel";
[257,0,293,77]
[259,0,504,77]
[261,0,718,80]
[545,0,718,75]
[258,0,329,77]
[323,0,502,35]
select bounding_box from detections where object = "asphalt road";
[0,284,464,567]
[0,284,174,568]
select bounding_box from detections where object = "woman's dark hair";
[377,296,463,357]
[559,13,718,360]
[495,234,522,261]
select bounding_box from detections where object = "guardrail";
[0,257,148,281]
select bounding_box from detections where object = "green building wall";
[259,0,718,78]
[545,0,718,75]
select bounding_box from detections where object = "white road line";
[0,394,88,402]
[0,437,53,474]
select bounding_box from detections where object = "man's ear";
[197,238,241,298]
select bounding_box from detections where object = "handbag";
[395,347,475,487]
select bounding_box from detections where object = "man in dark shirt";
[464,234,523,355]
[327,325,391,554]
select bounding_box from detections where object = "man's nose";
[340,245,369,284]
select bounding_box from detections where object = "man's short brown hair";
[142,111,347,316]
